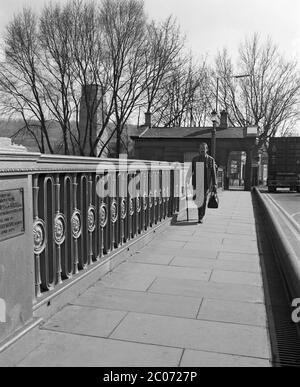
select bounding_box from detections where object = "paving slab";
[195,226,229,233]
[192,231,229,239]
[140,246,219,259]
[218,251,260,261]
[98,271,156,291]
[226,227,257,236]
[129,252,175,265]
[227,222,256,229]
[157,228,197,236]
[17,331,182,367]
[139,241,187,252]
[137,246,187,255]
[180,349,270,367]
[149,277,265,303]
[111,312,270,359]
[196,221,231,228]
[229,218,256,225]
[219,244,259,254]
[170,256,261,273]
[155,234,224,244]
[73,286,201,319]
[42,305,127,338]
[112,262,211,281]
[197,299,267,327]
[177,247,219,259]
[222,237,257,245]
[210,270,263,287]
[183,240,223,249]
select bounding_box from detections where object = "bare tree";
[0,8,54,153]
[215,35,300,148]
[152,56,211,127]
[0,0,195,156]
[66,0,114,156]
[99,0,149,157]
[143,16,184,116]
[38,2,75,155]
[0,1,112,156]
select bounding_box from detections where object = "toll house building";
[131,113,258,191]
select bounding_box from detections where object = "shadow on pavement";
[170,216,198,226]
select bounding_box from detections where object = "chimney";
[144,112,152,128]
[219,110,228,129]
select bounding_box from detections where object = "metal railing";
[31,155,181,299]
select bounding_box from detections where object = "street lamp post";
[211,109,218,159]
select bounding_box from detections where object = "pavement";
[14,191,272,367]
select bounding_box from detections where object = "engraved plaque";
[0,189,25,242]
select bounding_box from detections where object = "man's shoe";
[197,218,203,224]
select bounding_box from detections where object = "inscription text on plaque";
[0,189,25,242]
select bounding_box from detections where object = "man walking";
[186,142,217,223]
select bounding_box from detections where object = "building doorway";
[227,151,246,190]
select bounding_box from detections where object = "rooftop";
[132,126,247,140]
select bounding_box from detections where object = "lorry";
[267,137,300,193]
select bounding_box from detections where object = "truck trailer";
[267,137,300,193]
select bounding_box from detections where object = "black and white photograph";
[0,0,300,370]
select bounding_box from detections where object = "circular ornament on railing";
[99,203,108,228]
[121,199,127,219]
[136,196,141,213]
[33,219,46,255]
[88,206,96,232]
[143,193,148,210]
[71,210,82,239]
[54,213,66,245]
[129,198,134,216]
[111,200,118,223]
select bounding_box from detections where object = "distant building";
[131,111,258,190]
[0,137,27,152]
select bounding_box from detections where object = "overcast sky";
[0,0,299,66]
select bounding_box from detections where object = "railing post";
[33,175,42,298]
[88,173,95,265]
[98,173,108,257]
[119,172,126,245]
[54,174,63,285]
[72,175,79,274]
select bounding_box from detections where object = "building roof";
[131,126,247,140]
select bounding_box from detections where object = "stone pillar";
[79,85,108,157]
[0,152,40,363]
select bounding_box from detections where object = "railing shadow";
[170,214,198,226]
